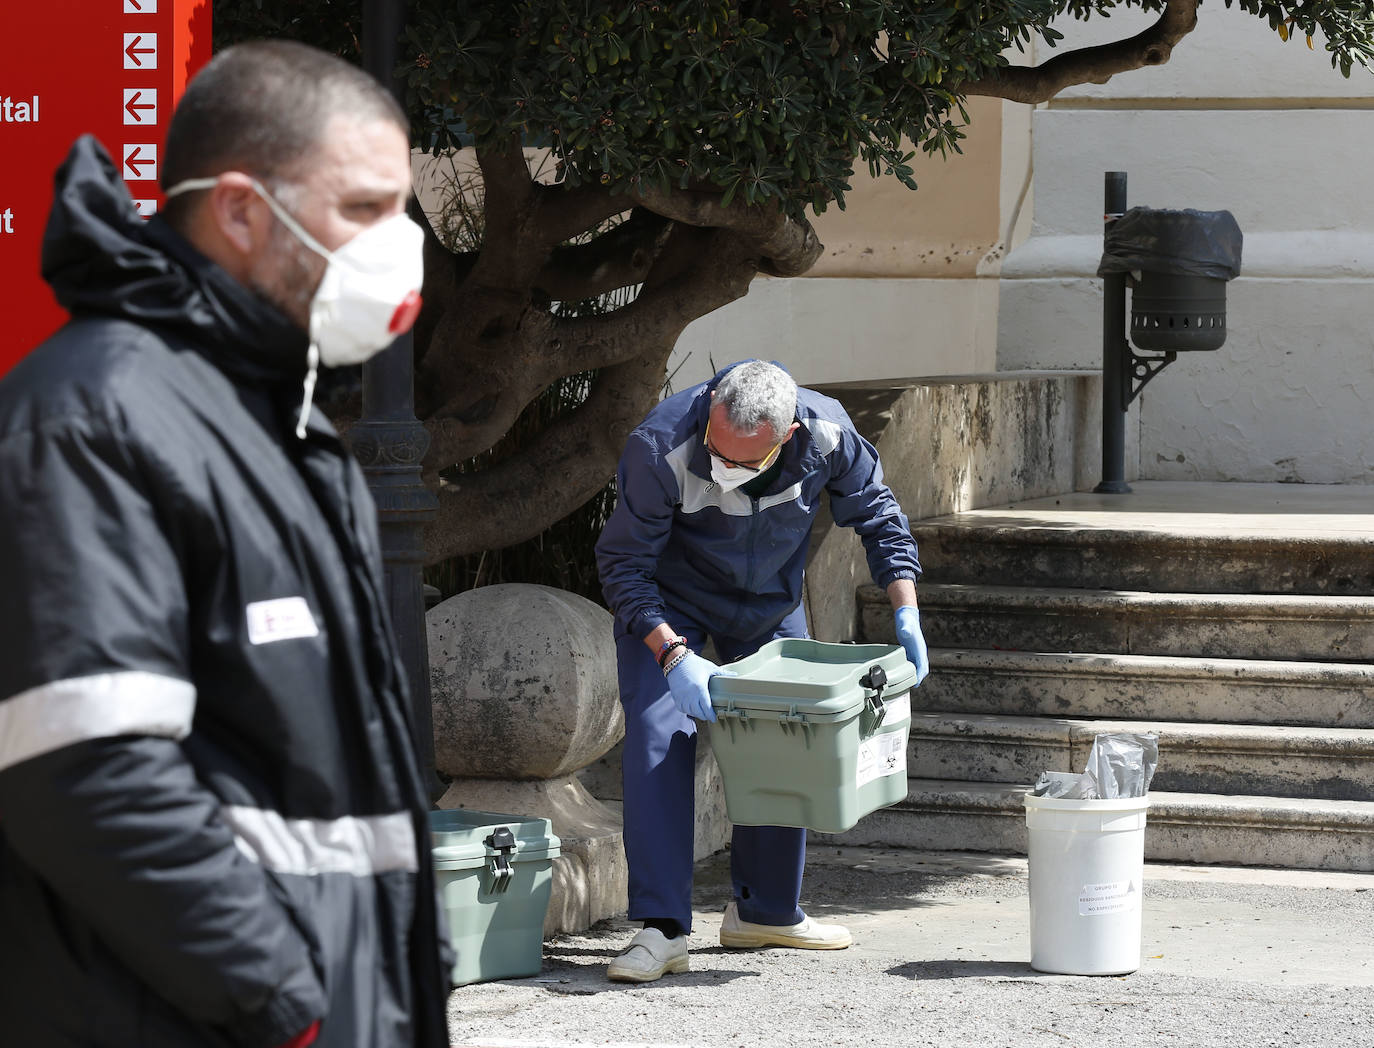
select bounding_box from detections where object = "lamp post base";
[1094,479,1134,495]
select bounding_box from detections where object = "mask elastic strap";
[163,177,332,260]
[296,343,319,440]
[162,177,219,200]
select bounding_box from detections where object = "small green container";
[429,808,561,986]
[705,639,915,834]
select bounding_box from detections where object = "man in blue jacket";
[595,359,929,982]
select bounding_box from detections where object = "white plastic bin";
[1023,793,1149,975]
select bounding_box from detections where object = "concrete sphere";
[428,583,624,780]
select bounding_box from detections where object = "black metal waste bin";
[1099,207,1243,354]
[1129,271,1228,352]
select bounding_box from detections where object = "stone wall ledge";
[1002,231,1374,281]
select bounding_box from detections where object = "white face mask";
[164,176,425,436]
[710,457,756,493]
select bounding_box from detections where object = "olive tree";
[216,0,1374,564]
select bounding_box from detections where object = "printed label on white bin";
[1078,880,1139,916]
[856,727,907,787]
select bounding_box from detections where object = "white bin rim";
[1023,793,1150,813]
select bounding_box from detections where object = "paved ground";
[447,846,1374,1048]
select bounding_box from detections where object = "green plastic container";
[705,639,915,834]
[429,808,561,986]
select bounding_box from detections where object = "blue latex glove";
[665,651,735,722]
[894,605,930,687]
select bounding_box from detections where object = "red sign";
[1,1,211,375]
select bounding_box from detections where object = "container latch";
[860,665,887,727]
[484,826,517,894]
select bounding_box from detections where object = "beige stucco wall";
[805,97,1005,280]
[670,97,1013,389]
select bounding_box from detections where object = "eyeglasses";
[704,418,783,474]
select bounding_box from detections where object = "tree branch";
[631,187,823,277]
[531,181,639,245]
[412,201,477,370]
[961,0,1200,103]
[423,353,674,562]
[534,209,673,302]
[474,134,536,222]
[418,225,761,476]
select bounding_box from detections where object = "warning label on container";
[1078,880,1139,916]
[856,727,907,787]
[883,694,910,724]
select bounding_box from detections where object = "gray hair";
[714,361,797,440]
[161,40,407,229]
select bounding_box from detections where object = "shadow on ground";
[692,845,1029,918]
[522,945,761,997]
[887,959,1057,981]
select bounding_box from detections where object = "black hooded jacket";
[0,137,449,1047]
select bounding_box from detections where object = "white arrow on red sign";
[123,34,158,70]
[123,89,158,125]
[123,144,158,181]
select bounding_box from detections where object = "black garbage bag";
[1098,207,1243,281]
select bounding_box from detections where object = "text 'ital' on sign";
[1,97,40,122]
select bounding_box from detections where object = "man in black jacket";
[0,41,449,1048]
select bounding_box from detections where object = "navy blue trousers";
[616,603,810,934]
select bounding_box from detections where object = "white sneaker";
[607,927,690,983]
[718,900,852,950]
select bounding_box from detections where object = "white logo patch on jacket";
[246,597,320,645]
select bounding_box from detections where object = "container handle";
[859,665,887,727]
[484,826,517,894]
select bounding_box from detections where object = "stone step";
[919,648,1374,728]
[910,520,1374,596]
[821,779,1374,873]
[860,583,1374,661]
[905,713,1374,801]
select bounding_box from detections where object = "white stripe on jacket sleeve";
[0,671,196,774]
[222,807,419,877]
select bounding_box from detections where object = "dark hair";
[161,39,407,227]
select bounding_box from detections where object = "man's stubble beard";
[247,207,324,335]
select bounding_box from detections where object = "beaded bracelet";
[656,637,688,669]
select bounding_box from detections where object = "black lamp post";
[1095,171,1241,494]
[1096,172,1132,494]
[356,0,442,799]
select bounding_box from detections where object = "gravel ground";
[447,847,1374,1048]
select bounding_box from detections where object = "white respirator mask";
[709,458,756,493]
[164,176,425,437]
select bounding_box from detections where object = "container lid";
[708,638,916,720]
[428,807,562,870]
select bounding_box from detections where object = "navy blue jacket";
[596,364,921,644]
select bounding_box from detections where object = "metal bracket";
[1127,348,1178,405]
[484,826,517,895]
